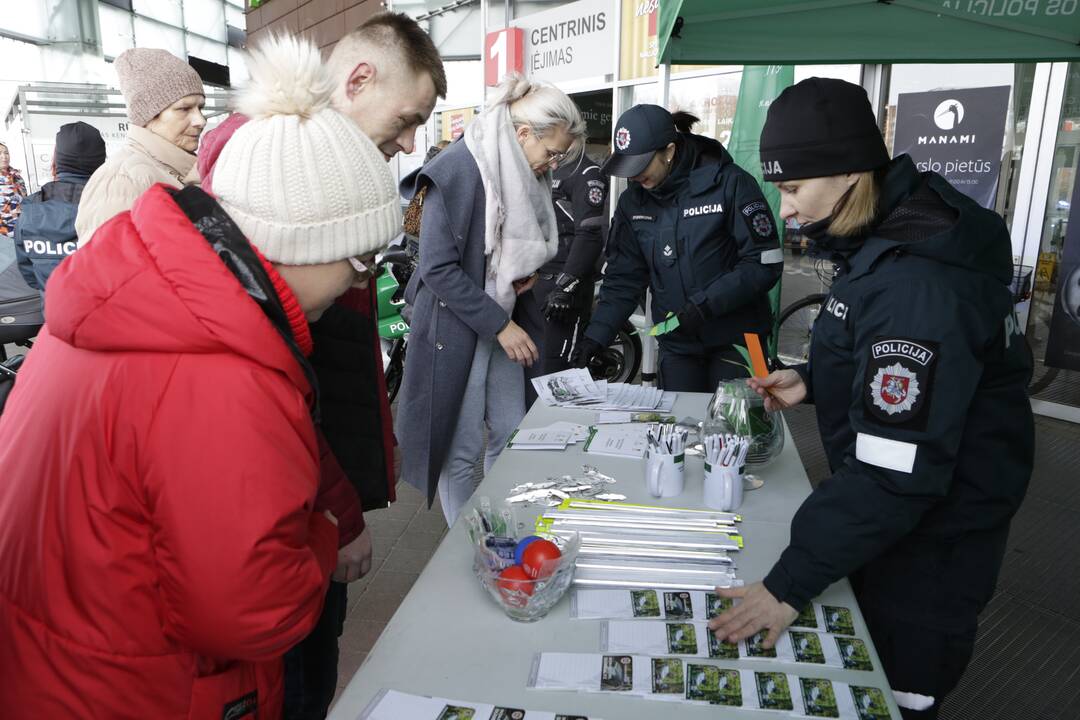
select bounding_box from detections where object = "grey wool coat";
[397,140,512,506]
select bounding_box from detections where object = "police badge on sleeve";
[863,337,938,430]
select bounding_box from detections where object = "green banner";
[726,65,794,358]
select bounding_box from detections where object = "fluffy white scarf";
[465,105,558,313]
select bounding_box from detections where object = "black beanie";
[759,77,889,182]
[54,121,107,178]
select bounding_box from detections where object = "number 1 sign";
[485,28,524,86]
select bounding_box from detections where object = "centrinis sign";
[893,85,1010,209]
[512,0,614,84]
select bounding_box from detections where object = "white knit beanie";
[212,33,401,265]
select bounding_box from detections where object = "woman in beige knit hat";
[75,47,207,244]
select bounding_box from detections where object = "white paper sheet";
[358,688,605,719]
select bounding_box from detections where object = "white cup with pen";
[703,433,751,511]
[645,423,687,498]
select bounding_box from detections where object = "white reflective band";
[760,248,784,264]
[855,432,917,474]
[893,690,935,711]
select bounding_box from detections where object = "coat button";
[439,301,446,307]
[436,342,444,350]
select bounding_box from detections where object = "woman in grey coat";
[398,74,586,524]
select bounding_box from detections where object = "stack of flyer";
[532,370,676,413]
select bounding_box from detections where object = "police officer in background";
[570,104,782,392]
[707,78,1034,719]
[517,150,608,404]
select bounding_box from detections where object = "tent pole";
[860,63,890,130]
[658,60,671,109]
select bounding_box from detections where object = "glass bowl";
[472,533,580,622]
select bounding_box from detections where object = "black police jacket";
[763,155,1034,632]
[585,134,782,353]
[14,174,88,292]
[542,153,607,279]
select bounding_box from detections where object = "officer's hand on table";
[708,583,798,649]
[675,302,707,334]
[333,526,373,583]
[569,337,603,368]
[748,370,807,412]
[498,320,539,366]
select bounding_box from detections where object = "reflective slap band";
[893,690,935,711]
[855,432,917,474]
[760,248,784,264]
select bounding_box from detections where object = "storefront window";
[1028,63,1080,404]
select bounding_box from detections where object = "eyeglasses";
[531,130,570,167]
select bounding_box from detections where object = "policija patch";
[740,200,775,240]
[863,337,938,430]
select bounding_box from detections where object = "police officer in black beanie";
[707,78,1034,719]
[15,121,106,292]
[570,104,782,391]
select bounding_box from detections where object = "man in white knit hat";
[0,32,399,719]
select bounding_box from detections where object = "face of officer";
[515,124,575,177]
[629,142,676,190]
[774,174,859,225]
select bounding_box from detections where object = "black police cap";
[601,104,677,178]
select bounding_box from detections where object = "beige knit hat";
[211,33,400,265]
[115,48,205,127]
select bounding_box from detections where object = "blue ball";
[514,535,543,565]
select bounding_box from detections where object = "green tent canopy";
[659,0,1080,65]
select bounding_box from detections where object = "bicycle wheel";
[775,293,826,369]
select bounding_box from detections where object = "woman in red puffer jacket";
[0,33,400,719]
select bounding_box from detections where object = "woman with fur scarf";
[396,74,585,525]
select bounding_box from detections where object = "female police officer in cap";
[707,78,1034,719]
[570,104,782,391]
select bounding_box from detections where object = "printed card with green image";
[754,672,794,711]
[790,630,827,664]
[630,589,661,618]
[850,686,892,720]
[744,630,777,658]
[600,655,633,691]
[663,591,693,619]
[435,706,475,720]
[665,622,699,655]
[822,605,855,635]
[707,630,740,659]
[686,664,722,702]
[793,603,819,629]
[651,658,685,695]
[836,637,874,671]
[711,669,743,707]
[705,592,733,619]
[799,678,840,718]
[488,709,525,720]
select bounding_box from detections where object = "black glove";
[569,337,603,369]
[541,273,582,323]
[675,302,708,335]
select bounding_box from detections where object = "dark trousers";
[859,603,977,720]
[657,344,751,393]
[283,581,348,720]
[516,274,593,407]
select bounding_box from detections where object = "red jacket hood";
[46,183,312,395]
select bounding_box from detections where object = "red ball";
[496,565,535,607]
[521,539,562,579]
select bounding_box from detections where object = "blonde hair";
[489,73,587,162]
[828,171,878,237]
